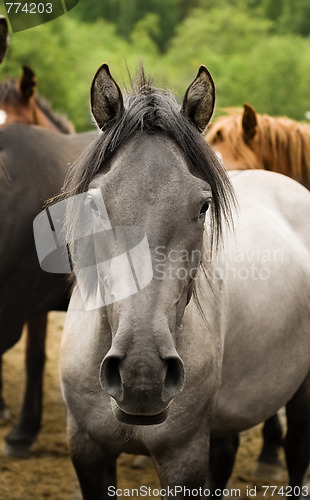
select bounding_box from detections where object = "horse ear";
[91,63,124,130]
[19,65,37,102]
[242,103,257,140]
[182,65,215,133]
[0,17,8,64]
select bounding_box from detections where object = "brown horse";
[205,104,310,189]
[0,125,97,459]
[0,67,74,417]
[0,18,77,456]
[0,64,75,133]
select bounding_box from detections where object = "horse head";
[62,64,234,425]
[205,104,262,170]
[0,65,74,132]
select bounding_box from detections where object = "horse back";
[211,170,310,435]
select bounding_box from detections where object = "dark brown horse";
[0,17,80,455]
[0,67,75,418]
[0,16,79,456]
[0,124,97,457]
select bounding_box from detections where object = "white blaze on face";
[0,109,7,125]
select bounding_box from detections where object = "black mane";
[61,68,235,248]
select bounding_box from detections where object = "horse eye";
[214,129,223,142]
[199,201,210,218]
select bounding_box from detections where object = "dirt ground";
[0,312,295,500]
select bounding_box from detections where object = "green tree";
[0,11,133,130]
[261,0,310,36]
[73,0,198,51]
[279,0,310,36]
[0,0,310,130]
[161,4,310,121]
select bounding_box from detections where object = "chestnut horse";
[205,103,310,189]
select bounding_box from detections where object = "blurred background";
[0,0,309,132]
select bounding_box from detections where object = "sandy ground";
[0,312,293,500]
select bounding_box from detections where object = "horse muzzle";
[100,348,185,425]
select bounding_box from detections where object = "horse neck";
[31,102,66,133]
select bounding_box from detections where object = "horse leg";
[153,433,210,499]
[253,414,283,480]
[209,434,239,492]
[284,372,310,498]
[4,313,47,457]
[0,357,10,420]
[67,412,117,500]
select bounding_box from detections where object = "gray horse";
[58,64,310,499]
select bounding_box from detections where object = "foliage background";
[0,0,309,131]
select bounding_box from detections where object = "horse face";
[62,63,234,426]
[206,105,264,171]
[206,117,251,170]
[87,133,212,424]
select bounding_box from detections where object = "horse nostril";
[100,356,123,401]
[162,357,185,402]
